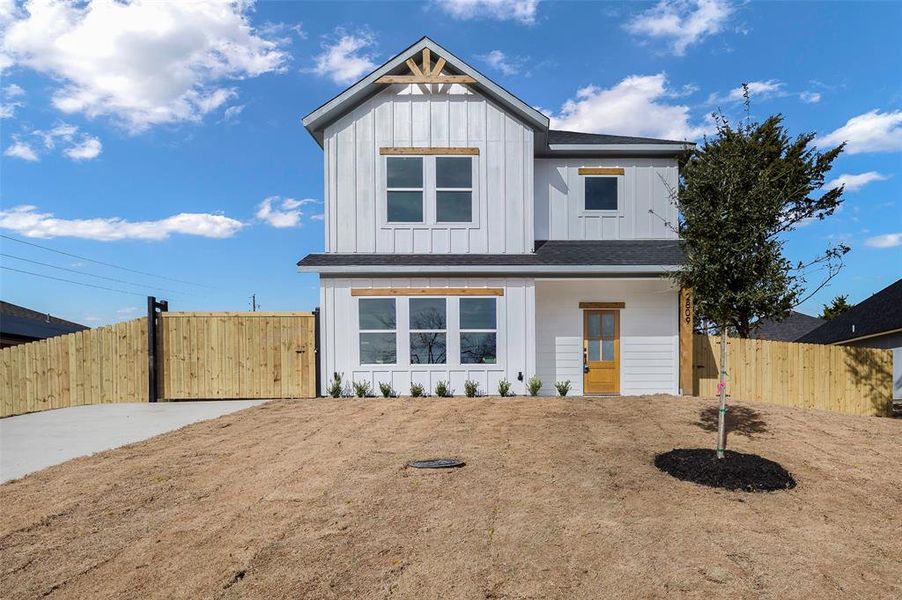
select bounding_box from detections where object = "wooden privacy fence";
[0,319,148,418]
[158,312,316,400]
[693,334,894,416]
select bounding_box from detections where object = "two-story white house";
[299,37,693,397]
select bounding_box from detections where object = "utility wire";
[1,253,194,296]
[0,234,220,290]
[2,266,148,297]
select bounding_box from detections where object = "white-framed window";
[459,297,497,364]
[584,176,618,211]
[435,156,473,223]
[409,298,447,364]
[386,156,424,223]
[358,298,397,365]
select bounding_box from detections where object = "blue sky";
[1,0,900,326]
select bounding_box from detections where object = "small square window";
[585,177,618,211]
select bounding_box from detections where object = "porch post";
[679,288,694,395]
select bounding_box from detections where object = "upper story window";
[436,157,473,222]
[584,177,618,211]
[386,157,424,222]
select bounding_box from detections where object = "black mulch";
[654,448,796,492]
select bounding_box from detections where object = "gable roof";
[797,278,902,345]
[302,36,549,146]
[0,301,89,341]
[749,311,825,342]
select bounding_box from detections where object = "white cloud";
[824,171,889,193]
[478,50,522,76]
[310,213,324,221]
[63,135,102,160]
[4,122,102,161]
[255,196,318,228]
[0,0,287,133]
[3,83,24,97]
[800,91,821,104]
[864,233,901,248]
[0,101,20,118]
[223,104,245,122]
[311,30,378,86]
[625,0,734,56]
[0,205,245,241]
[438,0,540,25]
[4,140,38,161]
[0,81,24,117]
[708,80,826,106]
[815,110,902,154]
[549,74,712,140]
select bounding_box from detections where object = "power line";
[1,253,194,296]
[2,266,148,297]
[0,234,220,289]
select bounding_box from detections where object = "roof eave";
[298,264,679,275]
[540,143,693,157]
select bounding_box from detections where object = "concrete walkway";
[0,401,264,483]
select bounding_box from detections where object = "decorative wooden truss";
[376,48,477,85]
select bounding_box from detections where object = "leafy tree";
[673,89,848,458]
[819,295,853,320]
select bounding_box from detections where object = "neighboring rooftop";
[797,278,902,345]
[0,301,89,342]
[750,311,826,342]
[547,130,689,146]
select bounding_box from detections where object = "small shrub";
[378,382,394,398]
[434,380,452,397]
[555,380,571,397]
[326,373,344,398]
[410,382,426,397]
[352,380,372,398]
[526,375,542,396]
[464,379,480,397]
[497,379,513,397]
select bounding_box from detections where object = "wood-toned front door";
[583,310,620,394]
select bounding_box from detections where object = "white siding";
[319,277,536,396]
[535,279,679,396]
[534,158,679,241]
[323,84,534,254]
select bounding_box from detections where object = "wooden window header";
[579,302,625,309]
[380,147,479,156]
[578,167,625,176]
[352,288,503,297]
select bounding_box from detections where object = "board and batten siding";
[535,279,679,396]
[323,83,534,254]
[534,158,679,241]
[319,277,536,396]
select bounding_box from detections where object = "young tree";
[674,92,848,458]
[820,295,853,320]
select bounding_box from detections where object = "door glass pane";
[460,332,496,364]
[585,177,618,210]
[602,313,615,337]
[387,157,423,188]
[360,332,396,364]
[410,332,447,364]
[359,298,395,329]
[387,191,423,222]
[436,191,472,222]
[436,157,472,188]
[587,313,601,338]
[602,340,615,361]
[409,298,446,329]
[460,298,496,329]
[588,339,600,361]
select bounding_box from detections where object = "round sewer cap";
[407,458,465,469]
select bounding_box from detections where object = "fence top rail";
[161,311,315,318]
[692,333,891,355]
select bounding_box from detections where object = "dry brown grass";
[1,395,900,599]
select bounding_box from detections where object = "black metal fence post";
[313,306,321,397]
[147,296,169,403]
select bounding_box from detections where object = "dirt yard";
[1,396,900,599]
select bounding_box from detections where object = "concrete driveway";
[0,401,264,483]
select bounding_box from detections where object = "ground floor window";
[409,298,447,364]
[460,297,497,364]
[359,298,397,364]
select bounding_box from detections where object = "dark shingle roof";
[750,311,825,342]
[0,301,89,341]
[797,278,902,345]
[299,240,684,270]
[547,129,690,146]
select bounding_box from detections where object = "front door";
[583,310,619,394]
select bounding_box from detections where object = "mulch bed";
[654,448,796,492]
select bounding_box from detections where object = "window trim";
[579,173,623,216]
[357,297,398,366]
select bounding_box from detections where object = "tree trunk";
[717,327,728,459]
